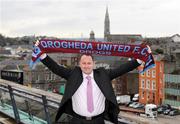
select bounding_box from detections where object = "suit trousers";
[70,116,105,124]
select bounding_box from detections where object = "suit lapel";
[74,72,83,92]
[94,71,106,95]
[70,68,83,97]
[94,69,117,105]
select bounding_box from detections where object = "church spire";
[104,6,110,41]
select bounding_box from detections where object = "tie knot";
[86,76,91,80]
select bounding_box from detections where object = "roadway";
[119,111,180,124]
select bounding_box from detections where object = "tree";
[0,34,6,46]
[155,48,163,54]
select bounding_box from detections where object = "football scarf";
[30,39,155,73]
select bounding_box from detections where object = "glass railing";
[0,79,66,124]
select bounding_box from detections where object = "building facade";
[164,74,180,108]
[139,60,164,105]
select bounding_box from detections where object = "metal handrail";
[0,79,63,124]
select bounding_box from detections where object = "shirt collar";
[82,71,94,79]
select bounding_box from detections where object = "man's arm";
[107,59,141,80]
[40,54,72,80]
[107,45,152,80]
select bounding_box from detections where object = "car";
[132,94,139,101]
[169,109,180,116]
[157,107,164,114]
[125,101,133,107]
[163,109,171,115]
[129,102,138,108]
[157,104,171,114]
[132,102,140,108]
[136,103,145,109]
[132,103,144,109]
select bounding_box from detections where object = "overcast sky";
[0,0,180,38]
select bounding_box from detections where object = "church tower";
[104,7,110,41]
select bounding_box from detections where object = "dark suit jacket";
[42,56,140,124]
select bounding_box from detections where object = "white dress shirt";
[72,71,105,117]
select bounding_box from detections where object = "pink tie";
[86,76,94,113]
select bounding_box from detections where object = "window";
[141,79,145,88]
[146,80,150,89]
[160,89,163,94]
[37,75,40,81]
[147,92,150,100]
[142,91,145,99]
[160,63,163,72]
[160,78,163,84]
[178,84,180,89]
[141,72,145,77]
[47,73,51,80]
[61,60,67,66]
[146,70,150,77]
[152,92,155,103]
[152,80,156,90]
[152,70,156,78]
[51,73,55,80]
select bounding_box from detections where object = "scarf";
[30,39,155,73]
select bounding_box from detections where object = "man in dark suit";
[39,52,143,124]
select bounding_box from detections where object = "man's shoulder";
[69,66,81,71]
[94,67,106,72]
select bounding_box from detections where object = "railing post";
[8,85,21,124]
[42,95,51,124]
[0,91,5,107]
[25,99,34,121]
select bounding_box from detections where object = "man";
[39,52,143,124]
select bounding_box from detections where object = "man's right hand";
[33,40,47,60]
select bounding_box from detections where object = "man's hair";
[79,54,94,61]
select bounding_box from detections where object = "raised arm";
[33,40,72,80]
[41,54,72,80]
[107,59,141,80]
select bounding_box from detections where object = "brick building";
[139,58,164,105]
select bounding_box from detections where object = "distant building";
[109,59,139,96]
[164,74,180,108]
[0,49,11,56]
[171,34,180,43]
[145,34,180,55]
[163,59,176,74]
[23,53,78,92]
[139,56,164,105]
[104,7,143,43]
[114,71,139,96]
[89,30,95,41]
[23,64,65,91]
[0,69,23,85]
[172,49,180,69]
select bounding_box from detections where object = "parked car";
[125,101,133,107]
[163,109,171,115]
[132,103,144,109]
[169,109,180,116]
[129,102,138,108]
[132,94,139,102]
[157,104,171,114]
[136,103,145,109]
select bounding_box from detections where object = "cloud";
[1,0,180,37]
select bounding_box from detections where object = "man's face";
[79,55,94,75]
